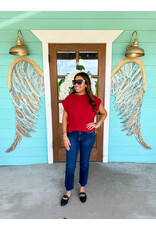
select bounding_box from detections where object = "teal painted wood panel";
[0,30,41,42]
[0,18,156,30]
[0,11,156,164]
[1,11,156,19]
[114,31,156,43]
[0,136,47,147]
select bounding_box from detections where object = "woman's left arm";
[95,103,107,128]
[86,103,107,130]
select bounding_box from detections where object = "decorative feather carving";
[6,56,151,152]
[5,57,44,152]
[111,57,151,150]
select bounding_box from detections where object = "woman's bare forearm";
[97,113,107,127]
[62,118,68,137]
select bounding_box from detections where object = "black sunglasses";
[72,79,85,85]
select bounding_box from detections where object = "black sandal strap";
[62,195,70,200]
[79,192,86,197]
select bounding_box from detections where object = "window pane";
[57,51,76,75]
[59,103,64,123]
[79,51,98,75]
[58,78,74,100]
[58,78,65,100]
[94,115,97,123]
[94,78,98,96]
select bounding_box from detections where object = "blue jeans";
[65,131,96,191]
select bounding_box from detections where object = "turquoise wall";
[0,11,155,165]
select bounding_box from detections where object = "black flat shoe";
[79,192,87,203]
[60,195,70,206]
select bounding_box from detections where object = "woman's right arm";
[62,110,71,151]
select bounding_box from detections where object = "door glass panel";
[58,77,74,100]
[58,78,65,100]
[94,78,98,96]
[57,51,76,75]
[59,103,64,123]
[79,51,98,75]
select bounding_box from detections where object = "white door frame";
[31,30,123,164]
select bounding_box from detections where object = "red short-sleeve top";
[61,93,101,132]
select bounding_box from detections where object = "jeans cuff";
[79,182,86,187]
[65,187,74,191]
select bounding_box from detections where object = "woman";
[60,72,107,206]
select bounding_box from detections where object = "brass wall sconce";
[9,30,29,56]
[125,31,145,58]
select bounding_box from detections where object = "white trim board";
[31,30,123,164]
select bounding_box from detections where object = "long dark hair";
[71,72,97,112]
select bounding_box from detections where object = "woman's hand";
[63,137,71,151]
[86,122,99,130]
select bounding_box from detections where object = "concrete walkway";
[1,162,156,219]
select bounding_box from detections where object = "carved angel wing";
[5,57,44,152]
[111,57,151,150]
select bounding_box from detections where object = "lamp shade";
[9,30,29,56]
[125,31,145,58]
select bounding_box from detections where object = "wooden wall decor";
[111,57,152,150]
[5,57,44,152]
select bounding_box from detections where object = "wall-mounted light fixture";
[9,30,29,56]
[125,31,145,58]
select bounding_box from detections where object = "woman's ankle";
[80,186,85,192]
[66,190,71,197]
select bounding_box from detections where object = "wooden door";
[49,44,106,162]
